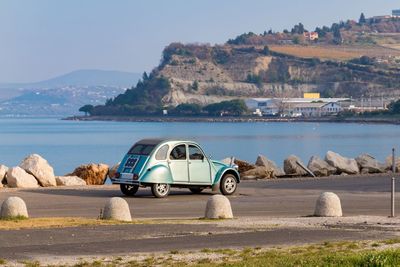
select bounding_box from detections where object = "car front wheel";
[220,174,237,195]
[120,184,139,196]
[151,183,170,198]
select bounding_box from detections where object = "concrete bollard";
[314,192,342,217]
[102,197,132,221]
[205,195,233,219]
[0,196,29,219]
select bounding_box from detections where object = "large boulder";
[108,162,120,179]
[314,192,342,217]
[20,154,56,187]
[0,197,29,219]
[255,155,285,177]
[385,155,400,172]
[356,154,385,174]
[68,163,109,185]
[234,159,255,173]
[283,155,308,176]
[221,158,255,173]
[241,166,274,180]
[307,156,337,177]
[0,165,8,187]
[205,195,233,219]
[325,151,359,175]
[55,176,87,186]
[6,167,39,188]
[102,197,131,221]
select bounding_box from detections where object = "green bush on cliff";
[90,75,171,116]
[203,99,248,116]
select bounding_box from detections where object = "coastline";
[63,115,400,124]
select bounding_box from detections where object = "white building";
[292,102,343,117]
[245,97,347,117]
[393,9,400,17]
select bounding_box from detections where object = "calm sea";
[1,117,399,175]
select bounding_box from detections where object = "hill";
[0,69,141,89]
[88,15,400,116]
[0,70,141,116]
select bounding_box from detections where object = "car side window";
[155,144,169,160]
[189,145,204,160]
[170,145,187,160]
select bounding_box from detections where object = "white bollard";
[205,195,233,219]
[314,192,342,217]
[0,196,29,219]
[102,197,132,221]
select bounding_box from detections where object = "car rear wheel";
[189,188,204,194]
[151,183,170,198]
[120,184,139,196]
[220,174,237,195]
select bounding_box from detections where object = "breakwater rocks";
[0,154,114,189]
[229,151,393,180]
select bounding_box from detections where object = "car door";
[188,144,211,184]
[168,144,189,183]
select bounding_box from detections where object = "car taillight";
[115,172,120,178]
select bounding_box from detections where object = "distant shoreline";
[63,115,400,125]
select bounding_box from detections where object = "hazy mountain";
[0,69,141,89]
[0,69,141,116]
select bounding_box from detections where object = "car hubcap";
[126,185,135,191]
[156,184,168,195]
[224,177,236,193]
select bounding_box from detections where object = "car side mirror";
[209,155,212,159]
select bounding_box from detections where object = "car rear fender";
[213,167,240,186]
[139,164,173,184]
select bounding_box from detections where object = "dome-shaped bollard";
[1,196,29,219]
[314,192,342,217]
[205,195,233,219]
[102,197,132,221]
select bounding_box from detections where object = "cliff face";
[153,44,400,106]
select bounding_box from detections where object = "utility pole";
[391,148,396,218]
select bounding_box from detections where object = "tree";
[172,103,202,115]
[388,100,400,114]
[359,13,366,24]
[79,105,94,116]
[203,99,248,116]
[262,45,270,55]
[291,23,306,34]
[192,80,199,91]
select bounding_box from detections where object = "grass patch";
[0,215,28,221]
[0,217,210,230]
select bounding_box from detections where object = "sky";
[0,0,399,83]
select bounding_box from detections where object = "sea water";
[1,117,399,175]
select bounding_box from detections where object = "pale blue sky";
[0,0,399,82]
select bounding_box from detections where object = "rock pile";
[223,150,390,180]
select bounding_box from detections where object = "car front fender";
[139,164,174,184]
[213,167,240,186]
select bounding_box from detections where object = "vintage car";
[111,139,240,198]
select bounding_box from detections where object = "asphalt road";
[1,175,400,261]
[1,175,399,218]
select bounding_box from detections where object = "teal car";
[111,139,240,198]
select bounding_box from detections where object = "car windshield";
[128,144,156,155]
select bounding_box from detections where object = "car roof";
[134,139,200,147]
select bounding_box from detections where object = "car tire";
[189,188,204,194]
[220,174,237,195]
[151,183,171,198]
[120,184,139,196]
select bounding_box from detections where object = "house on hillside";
[393,9,400,17]
[303,32,319,41]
